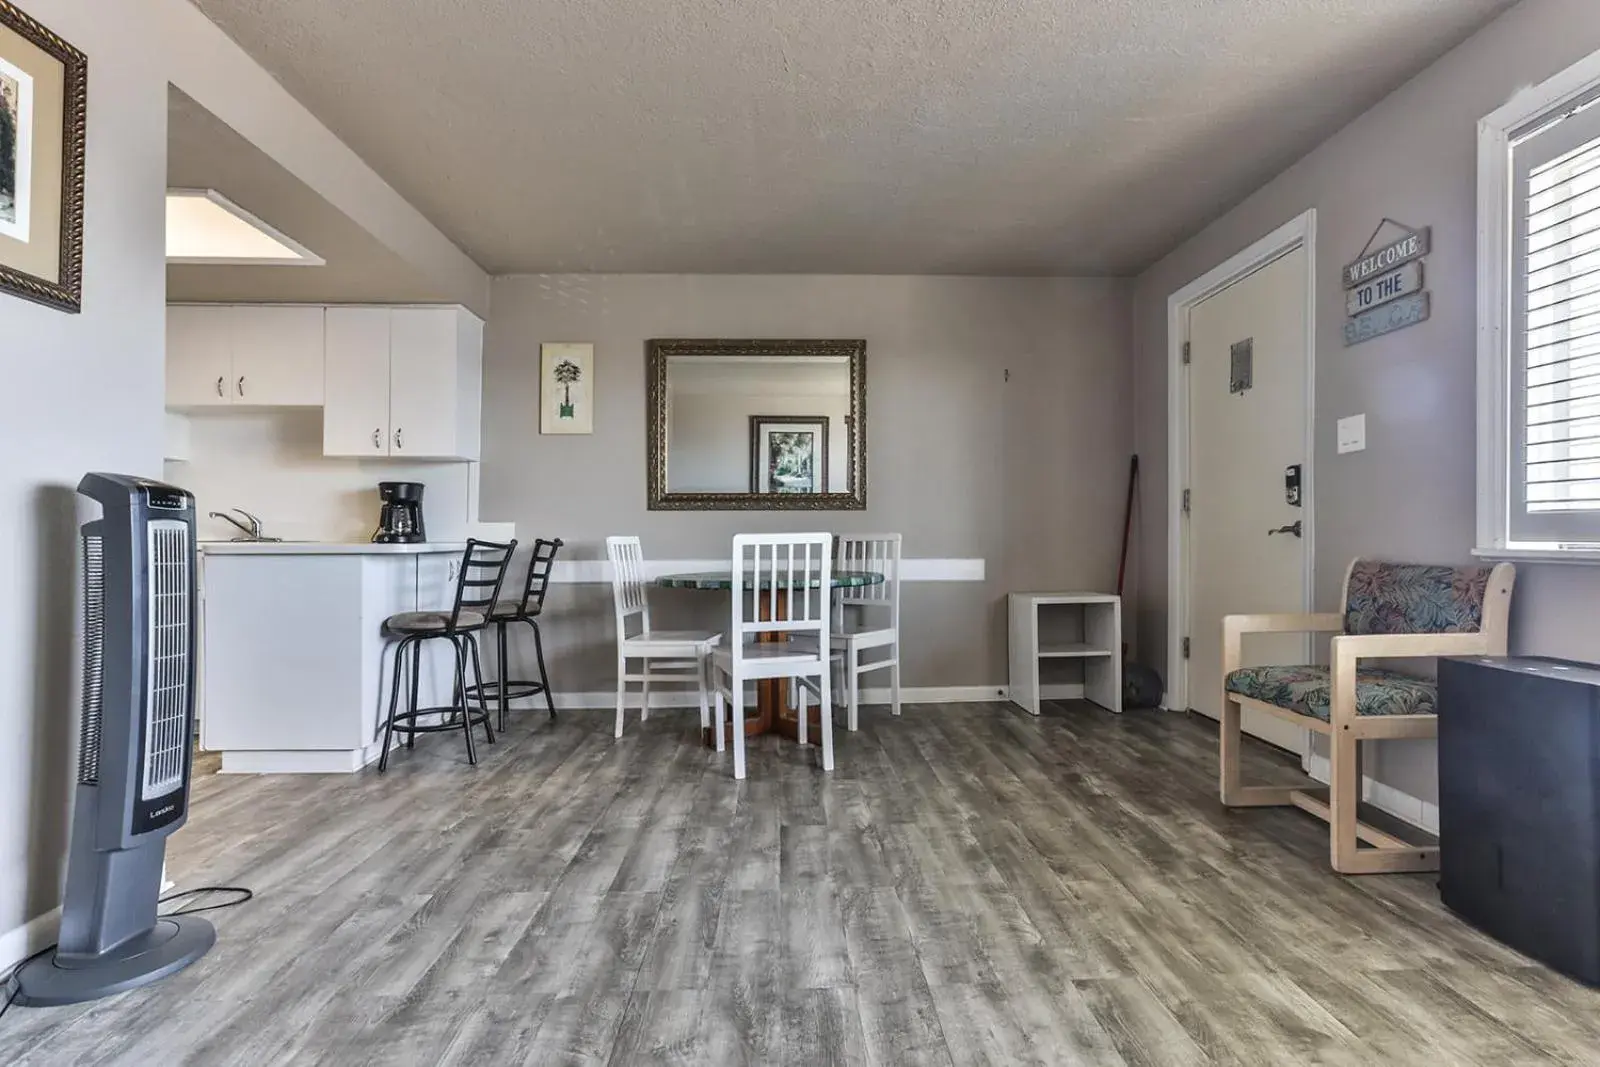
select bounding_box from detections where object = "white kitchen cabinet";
[323,307,393,457]
[166,306,233,407]
[323,306,482,461]
[230,306,326,406]
[166,304,326,409]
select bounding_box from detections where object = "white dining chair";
[710,533,834,780]
[606,536,720,740]
[831,533,902,730]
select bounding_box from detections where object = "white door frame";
[1165,209,1318,720]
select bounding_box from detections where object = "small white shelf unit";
[1008,592,1122,715]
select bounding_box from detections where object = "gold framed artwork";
[540,342,594,434]
[0,1,85,312]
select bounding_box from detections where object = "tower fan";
[14,474,215,1005]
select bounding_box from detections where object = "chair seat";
[1225,664,1437,721]
[385,609,486,634]
[487,600,541,621]
[712,641,831,674]
[832,626,896,651]
[622,630,720,656]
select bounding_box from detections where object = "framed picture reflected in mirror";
[750,415,828,494]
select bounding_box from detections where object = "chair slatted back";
[607,536,651,638]
[447,538,518,632]
[514,537,564,617]
[836,533,901,628]
[731,533,832,652]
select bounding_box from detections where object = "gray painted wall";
[1131,0,1600,805]
[481,274,1131,693]
[1,1,166,953]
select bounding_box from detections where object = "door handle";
[237,375,245,398]
[372,428,382,450]
[1268,521,1303,538]
[216,375,224,397]
[394,428,403,450]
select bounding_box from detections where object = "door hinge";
[1182,489,1191,513]
[1181,637,1191,659]
[1181,341,1192,365]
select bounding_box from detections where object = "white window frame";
[1478,47,1600,563]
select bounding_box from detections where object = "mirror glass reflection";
[664,355,852,495]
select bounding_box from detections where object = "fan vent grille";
[142,521,190,800]
[77,534,105,786]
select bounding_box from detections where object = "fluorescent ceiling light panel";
[165,189,323,265]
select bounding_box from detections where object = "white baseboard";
[219,740,387,775]
[556,684,1013,710]
[1,906,60,972]
[549,557,985,585]
[1303,752,1439,834]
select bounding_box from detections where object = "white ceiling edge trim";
[166,188,325,265]
[156,0,488,313]
[548,557,985,584]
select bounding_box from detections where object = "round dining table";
[656,569,885,746]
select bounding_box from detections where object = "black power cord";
[0,884,253,1022]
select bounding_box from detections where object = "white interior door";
[1187,246,1310,754]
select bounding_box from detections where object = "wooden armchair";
[1220,559,1516,875]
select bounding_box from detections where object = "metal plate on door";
[1229,338,1253,395]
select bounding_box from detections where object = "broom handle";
[1116,455,1138,597]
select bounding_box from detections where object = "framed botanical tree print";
[0,1,84,312]
[540,342,594,434]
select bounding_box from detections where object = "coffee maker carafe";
[374,482,426,543]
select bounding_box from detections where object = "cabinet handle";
[372,428,382,450]
[394,428,403,451]
[237,375,246,398]
[216,375,224,397]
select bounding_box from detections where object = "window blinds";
[1513,98,1600,541]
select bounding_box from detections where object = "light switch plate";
[1337,414,1366,454]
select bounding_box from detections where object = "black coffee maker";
[373,481,426,543]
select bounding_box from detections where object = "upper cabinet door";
[229,306,326,406]
[166,306,233,408]
[323,308,393,457]
[388,308,463,458]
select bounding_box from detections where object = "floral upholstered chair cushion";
[1343,561,1493,636]
[1224,664,1436,721]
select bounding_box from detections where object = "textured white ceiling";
[167,88,446,304]
[190,0,1514,276]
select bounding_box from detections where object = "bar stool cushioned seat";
[386,610,487,633]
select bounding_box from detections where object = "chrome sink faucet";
[208,508,279,542]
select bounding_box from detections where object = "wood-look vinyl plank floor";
[4,701,1599,1066]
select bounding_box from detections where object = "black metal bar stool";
[378,538,517,771]
[468,537,563,730]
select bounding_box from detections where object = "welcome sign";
[1343,224,1431,347]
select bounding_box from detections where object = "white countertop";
[199,541,467,556]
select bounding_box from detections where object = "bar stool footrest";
[467,679,548,701]
[388,703,493,735]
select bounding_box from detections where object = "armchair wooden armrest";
[1222,613,1344,673]
[1327,632,1490,725]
